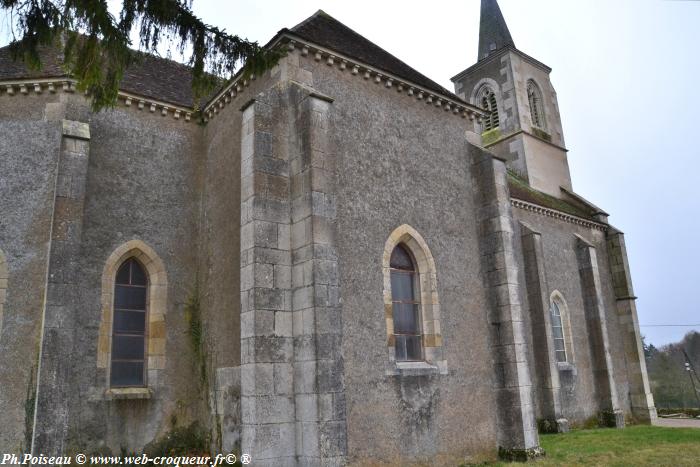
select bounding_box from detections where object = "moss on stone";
[481,128,502,146]
[598,410,622,428]
[144,422,209,458]
[184,283,207,384]
[537,418,559,434]
[23,382,35,452]
[532,127,551,142]
[498,445,546,462]
[507,171,594,220]
[23,360,38,453]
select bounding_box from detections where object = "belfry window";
[479,87,500,131]
[527,80,546,129]
[550,300,567,363]
[390,244,422,361]
[111,258,148,387]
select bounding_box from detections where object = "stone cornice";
[202,34,489,123]
[511,198,608,231]
[0,78,194,122]
[484,128,568,153]
[1,35,488,127]
[451,45,552,83]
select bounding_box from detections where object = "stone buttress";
[33,120,91,454]
[606,229,656,422]
[471,147,543,460]
[238,76,347,466]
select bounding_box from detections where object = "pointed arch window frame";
[549,291,575,365]
[97,240,168,398]
[527,79,547,131]
[383,225,447,375]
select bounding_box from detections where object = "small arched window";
[390,244,422,361]
[111,258,148,387]
[550,300,567,363]
[478,86,500,131]
[527,80,546,130]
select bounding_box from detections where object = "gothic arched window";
[550,300,567,363]
[527,80,546,130]
[390,244,422,361]
[111,258,148,387]
[478,86,500,131]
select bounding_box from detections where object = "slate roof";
[0,44,195,108]
[0,44,66,80]
[280,10,467,104]
[478,0,515,61]
[0,10,467,109]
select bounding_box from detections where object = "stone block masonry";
[471,147,543,460]
[239,81,347,466]
[33,120,91,454]
[240,95,296,467]
[520,222,567,432]
[575,235,624,428]
[288,84,346,467]
[606,229,656,422]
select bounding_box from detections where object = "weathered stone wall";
[0,89,208,454]
[454,55,519,135]
[512,208,633,425]
[201,100,244,454]
[298,53,504,464]
[521,136,571,199]
[61,95,205,454]
[507,52,565,149]
[452,50,571,197]
[0,93,62,454]
[200,67,282,455]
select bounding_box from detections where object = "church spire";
[478,0,515,61]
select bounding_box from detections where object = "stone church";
[0,0,656,464]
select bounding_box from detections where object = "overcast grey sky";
[2,0,698,346]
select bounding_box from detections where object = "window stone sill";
[105,388,152,400]
[557,362,577,375]
[386,361,448,377]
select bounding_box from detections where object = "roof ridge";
[290,9,328,32]
[287,10,459,101]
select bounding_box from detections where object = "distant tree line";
[645,331,700,410]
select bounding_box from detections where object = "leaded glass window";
[111,258,148,387]
[550,301,567,363]
[390,244,422,361]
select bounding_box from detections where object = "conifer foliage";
[0,0,280,109]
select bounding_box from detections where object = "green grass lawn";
[496,426,700,466]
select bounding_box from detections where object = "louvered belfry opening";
[527,80,545,129]
[480,87,500,131]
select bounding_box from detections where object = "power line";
[639,324,700,327]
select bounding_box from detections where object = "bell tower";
[453,0,571,198]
